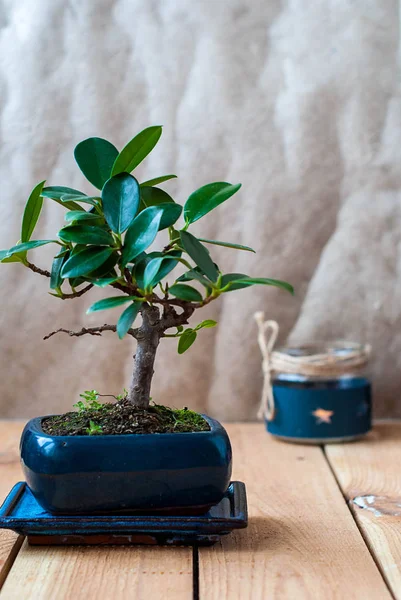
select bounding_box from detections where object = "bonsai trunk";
[127,304,161,409]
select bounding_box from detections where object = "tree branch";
[58,284,94,300]
[26,260,94,299]
[26,261,51,278]
[43,324,139,341]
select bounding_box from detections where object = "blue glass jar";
[266,342,372,443]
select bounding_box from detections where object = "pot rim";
[24,413,223,441]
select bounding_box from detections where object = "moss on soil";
[42,399,210,436]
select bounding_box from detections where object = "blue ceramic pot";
[20,415,232,515]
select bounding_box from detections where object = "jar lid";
[270,340,371,378]
[278,341,368,359]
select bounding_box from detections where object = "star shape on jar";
[312,408,334,424]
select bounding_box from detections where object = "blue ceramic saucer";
[0,481,247,546]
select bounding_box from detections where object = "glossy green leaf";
[141,174,177,187]
[102,173,140,233]
[140,186,174,209]
[65,211,101,223]
[153,251,181,284]
[112,126,163,176]
[122,206,163,265]
[74,138,119,190]
[140,187,181,230]
[47,197,85,212]
[169,284,202,302]
[178,329,197,354]
[1,248,29,264]
[226,276,294,295]
[220,273,249,291]
[176,267,210,286]
[90,275,121,288]
[6,240,57,257]
[117,302,141,339]
[197,238,255,253]
[61,247,114,279]
[158,203,182,230]
[86,253,118,278]
[58,225,115,246]
[134,251,181,289]
[184,182,241,225]
[195,319,217,329]
[61,195,101,207]
[87,295,140,314]
[21,181,45,242]
[69,277,87,288]
[42,186,86,200]
[1,252,26,264]
[180,231,218,282]
[50,252,69,289]
[143,257,164,289]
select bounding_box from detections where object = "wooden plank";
[325,421,401,599]
[1,541,192,600]
[198,424,391,600]
[0,422,193,600]
[0,421,25,589]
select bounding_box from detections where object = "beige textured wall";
[0,0,400,419]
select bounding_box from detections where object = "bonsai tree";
[1,126,293,415]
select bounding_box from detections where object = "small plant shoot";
[1,126,293,413]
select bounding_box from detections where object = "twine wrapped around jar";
[254,312,371,421]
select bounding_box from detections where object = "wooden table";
[0,421,400,599]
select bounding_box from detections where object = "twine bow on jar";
[254,312,372,422]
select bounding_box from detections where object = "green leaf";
[226,276,294,295]
[65,211,101,223]
[61,196,101,207]
[184,182,241,225]
[140,186,174,208]
[21,180,45,242]
[87,295,140,314]
[117,302,141,339]
[1,252,26,264]
[195,319,217,329]
[48,197,85,212]
[176,268,212,288]
[42,186,86,199]
[89,275,121,288]
[58,225,115,246]
[122,206,163,265]
[69,276,87,288]
[178,329,197,354]
[180,231,218,282]
[140,187,181,230]
[169,284,202,302]
[143,257,164,289]
[6,240,56,257]
[220,273,250,291]
[157,203,182,230]
[141,174,177,187]
[112,126,163,176]
[50,252,69,289]
[197,238,255,253]
[61,247,114,279]
[153,251,181,284]
[134,251,181,288]
[74,138,119,190]
[102,173,140,233]
[86,253,118,278]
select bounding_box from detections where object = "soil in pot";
[42,399,210,436]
